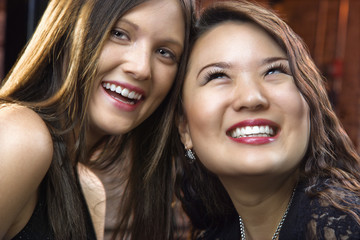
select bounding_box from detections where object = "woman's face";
[179,22,310,177]
[88,0,185,141]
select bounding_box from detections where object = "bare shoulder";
[0,104,53,238]
[78,163,106,240]
[0,104,53,161]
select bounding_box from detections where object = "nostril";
[125,67,151,81]
[233,91,269,112]
[238,103,266,112]
[251,103,265,111]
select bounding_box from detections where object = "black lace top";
[197,181,360,240]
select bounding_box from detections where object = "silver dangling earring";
[185,148,196,163]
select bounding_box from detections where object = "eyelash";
[110,29,129,41]
[109,29,177,63]
[203,69,228,83]
[203,63,290,83]
[265,62,291,76]
[157,48,177,62]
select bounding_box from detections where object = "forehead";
[120,0,184,24]
[116,0,185,45]
[188,21,285,69]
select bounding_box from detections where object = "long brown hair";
[95,0,195,239]
[174,0,360,238]
[0,0,194,239]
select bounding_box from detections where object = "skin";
[88,0,185,148]
[78,163,106,240]
[178,22,310,239]
[0,0,186,238]
[0,105,53,239]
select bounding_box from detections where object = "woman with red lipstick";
[0,0,193,239]
[174,1,360,239]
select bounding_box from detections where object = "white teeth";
[260,126,265,133]
[102,82,143,100]
[229,125,275,138]
[236,128,241,137]
[115,86,122,94]
[253,126,260,134]
[128,91,135,99]
[270,127,274,135]
[121,88,129,97]
[245,126,252,135]
[265,125,270,134]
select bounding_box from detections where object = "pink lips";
[102,81,145,112]
[226,118,280,145]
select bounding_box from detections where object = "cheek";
[285,93,311,161]
[270,84,311,156]
[287,92,310,126]
[297,96,310,145]
[152,65,178,97]
[184,91,225,145]
[97,42,122,74]
[273,83,309,120]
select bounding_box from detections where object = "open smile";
[102,82,143,105]
[227,125,277,138]
[226,119,280,144]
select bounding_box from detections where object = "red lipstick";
[101,81,145,112]
[226,118,280,145]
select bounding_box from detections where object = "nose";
[122,44,152,81]
[231,76,269,111]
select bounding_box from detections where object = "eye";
[203,69,228,83]
[265,62,291,76]
[110,29,130,41]
[156,48,177,63]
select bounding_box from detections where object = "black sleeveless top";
[11,184,97,240]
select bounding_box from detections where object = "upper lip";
[226,118,280,137]
[102,80,145,100]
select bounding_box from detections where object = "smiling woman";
[0,0,194,239]
[87,0,186,147]
[173,1,360,239]
[180,21,310,176]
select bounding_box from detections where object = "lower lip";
[101,86,142,112]
[228,136,277,145]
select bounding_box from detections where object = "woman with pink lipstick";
[0,0,193,239]
[174,1,360,239]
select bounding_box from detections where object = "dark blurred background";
[0,1,357,239]
[0,0,358,152]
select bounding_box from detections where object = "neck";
[83,123,110,155]
[68,125,104,162]
[219,171,298,239]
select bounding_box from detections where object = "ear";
[177,114,193,149]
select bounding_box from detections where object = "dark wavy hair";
[173,0,360,238]
[0,0,194,239]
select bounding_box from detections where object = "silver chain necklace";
[238,187,296,240]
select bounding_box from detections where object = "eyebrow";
[116,19,183,50]
[117,19,139,30]
[261,56,288,65]
[195,57,289,78]
[196,62,232,78]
